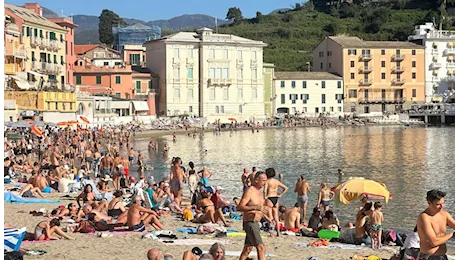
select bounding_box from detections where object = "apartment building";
[4,13,27,77]
[273,72,344,116]
[122,44,146,66]
[145,27,267,121]
[313,36,425,114]
[263,63,276,116]
[409,22,455,102]
[5,3,68,89]
[74,44,120,62]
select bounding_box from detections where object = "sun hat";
[102,175,112,182]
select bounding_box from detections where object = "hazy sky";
[5,0,300,21]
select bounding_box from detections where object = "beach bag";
[197,223,216,234]
[183,209,193,222]
[4,251,23,260]
[77,221,96,233]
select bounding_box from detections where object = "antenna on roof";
[61,10,64,17]
[215,17,218,33]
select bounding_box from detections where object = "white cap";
[216,186,224,191]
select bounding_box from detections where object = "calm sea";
[133,125,455,231]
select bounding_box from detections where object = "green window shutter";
[136,81,141,92]
[116,76,121,84]
[96,75,102,84]
[53,55,57,64]
[26,27,30,36]
[47,54,51,63]
[34,28,37,37]
[39,29,43,38]
[61,56,64,65]
[76,76,81,85]
[303,81,307,88]
[187,68,193,78]
[31,51,35,61]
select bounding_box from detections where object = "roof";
[274,72,342,80]
[74,45,99,55]
[4,4,65,31]
[329,36,425,49]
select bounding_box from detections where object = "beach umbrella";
[4,121,13,127]
[79,116,91,124]
[57,122,67,127]
[30,126,43,137]
[228,118,237,121]
[45,122,57,127]
[67,120,79,125]
[12,121,31,128]
[334,177,392,204]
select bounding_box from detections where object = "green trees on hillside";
[226,7,243,25]
[98,9,126,45]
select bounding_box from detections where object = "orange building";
[74,59,155,99]
[122,44,146,66]
[4,12,26,76]
[75,44,120,62]
[313,36,426,114]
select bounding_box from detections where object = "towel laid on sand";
[296,242,363,249]
[4,192,59,204]
[159,239,231,245]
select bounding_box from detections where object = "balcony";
[359,66,373,73]
[391,78,405,85]
[207,78,231,86]
[38,38,47,49]
[359,54,373,61]
[391,54,405,61]
[358,97,406,103]
[444,48,455,56]
[430,62,442,69]
[359,79,373,86]
[431,49,439,55]
[47,40,61,51]
[14,48,27,59]
[391,66,405,73]
[6,23,20,34]
[446,63,455,69]
[32,61,62,75]
[30,37,41,47]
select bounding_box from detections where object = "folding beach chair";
[4,227,26,252]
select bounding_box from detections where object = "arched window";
[77,103,85,115]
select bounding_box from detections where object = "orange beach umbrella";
[79,116,91,124]
[30,125,43,137]
[228,118,237,121]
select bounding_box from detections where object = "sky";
[5,0,300,21]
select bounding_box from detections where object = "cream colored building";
[273,72,344,116]
[144,27,267,122]
[313,36,425,115]
[5,4,67,89]
[4,100,19,122]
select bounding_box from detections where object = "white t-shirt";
[58,178,74,193]
[78,169,86,179]
[403,232,420,249]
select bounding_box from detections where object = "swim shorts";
[243,220,264,246]
[130,221,146,232]
[129,156,134,161]
[297,195,308,204]
[171,179,182,191]
[418,253,448,260]
[370,224,382,232]
[124,168,129,177]
[42,186,52,193]
[321,200,331,207]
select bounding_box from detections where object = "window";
[26,27,30,36]
[237,88,243,99]
[55,102,58,110]
[320,63,323,69]
[251,69,257,79]
[238,69,243,80]
[216,68,222,79]
[281,94,285,104]
[215,106,219,113]
[103,61,109,66]
[322,94,326,104]
[303,81,307,88]
[349,89,357,98]
[47,54,51,63]
[223,49,228,59]
[39,29,43,38]
[347,49,357,55]
[209,68,215,79]
[60,34,63,42]
[239,104,243,113]
[223,88,229,100]
[188,48,193,57]
[60,56,64,65]
[252,88,258,99]
[412,89,417,97]
[209,49,215,58]
[364,106,370,113]
[174,48,179,57]
[337,81,341,88]
[136,81,141,93]
[174,68,180,79]
[321,81,326,89]
[381,50,385,55]
[174,88,180,99]
[281,81,285,88]
[188,89,193,99]
[330,107,334,112]
[351,61,355,67]
[220,106,225,113]
[322,107,326,112]
[96,75,102,84]
[412,61,416,67]
[351,73,355,79]
[76,76,81,85]
[291,81,296,88]
[129,54,141,65]
[338,107,342,112]
[116,76,121,84]
[329,63,331,68]
[187,68,193,78]
[381,73,386,79]
[34,28,38,37]
[222,68,229,79]
[381,61,385,67]
[209,88,215,100]
[381,89,386,99]
[70,103,73,110]
[238,50,243,59]
[303,107,307,112]
[412,50,416,55]
[189,106,193,113]
[412,72,416,79]
[291,94,296,104]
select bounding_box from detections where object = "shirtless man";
[50,146,62,177]
[295,175,311,224]
[241,168,251,192]
[237,171,270,260]
[84,148,93,172]
[170,158,185,205]
[101,153,112,176]
[127,196,164,231]
[249,167,257,186]
[129,148,135,166]
[284,203,304,232]
[36,171,55,193]
[417,190,455,260]
[112,153,122,190]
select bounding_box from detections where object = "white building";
[144,27,267,122]
[273,72,344,116]
[408,22,455,102]
[91,57,124,67]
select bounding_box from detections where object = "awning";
[10,76,32,90]
[132,101,149,111]
[110,101,131,109]
[27,71,45,79]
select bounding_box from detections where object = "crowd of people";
[3,123,455,260]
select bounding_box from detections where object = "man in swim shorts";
[127,196,164,231]
[417,189,455,260]
[295,175,311,224]
[129,148,135,166]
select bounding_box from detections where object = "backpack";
[77,220,96,233]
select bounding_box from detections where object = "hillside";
[72,14,226,44]
[218,1,455,71]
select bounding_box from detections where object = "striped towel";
[4,227,26,252]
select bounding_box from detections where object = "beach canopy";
[333,178,392,204]
[4,227,26,252]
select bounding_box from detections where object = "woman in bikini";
[263,168,288,237]
[317,183,335,212]
[192,192,218,224]
[34,218,74,240]
[50,203,82,218]
[76,184,107,211]
[107,190,128,223]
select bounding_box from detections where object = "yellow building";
[4,15,27,76]
[263,63,275,116]
[5,4,67,89]
[313,36,425,114]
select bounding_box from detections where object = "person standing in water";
[295,175,311,224]
[264,168,288,237]
[317,183,334,212]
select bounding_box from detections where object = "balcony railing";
[207,78,232,86]
[14,48,27,59]
[391,66,405,73]
[446,63,455,68]
[358,97,406,103]
[47,40,61,51]
[431,62,442,69]
[359,54,373,61]
[359,66,373,73]
[391,78,405,85]
[30,37,41,47]
[32,61,62,75]
[358,79,373,86]
[391,54,405,61]
[444,48,455,56]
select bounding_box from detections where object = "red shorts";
[124,168,129,177]
[281,227,300,232]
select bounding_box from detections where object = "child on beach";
[369,202,384,249]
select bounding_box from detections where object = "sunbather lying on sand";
[34,218,74,240]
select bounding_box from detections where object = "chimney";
[24,3,43,16]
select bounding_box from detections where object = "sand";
[4,193,407,260]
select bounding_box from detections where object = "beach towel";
[201,250,274,257]
[4,227,26,252]
[160,239,231,246]
[4,192,59,204]
[176,227,197,234]
[296,242,364,249]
